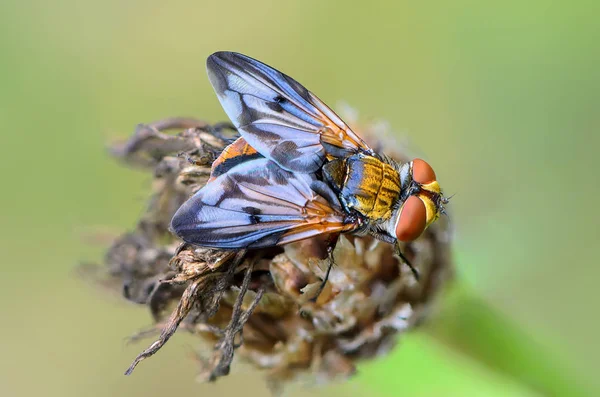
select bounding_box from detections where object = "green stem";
[424,282,589,397]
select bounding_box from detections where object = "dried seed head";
[87,112,453,392]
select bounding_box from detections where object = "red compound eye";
[412,158,436,184]
[395,196,427,242]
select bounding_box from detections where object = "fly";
[171,52,449,290]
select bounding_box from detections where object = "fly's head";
[395,159,449,242]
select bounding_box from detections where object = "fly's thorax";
[322,153,401,221]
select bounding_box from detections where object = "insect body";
[171,52,448,264]
[323,153,401,221]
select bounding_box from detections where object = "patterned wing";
[171,158,356,249]
[208,137,263,182]
[206,51,373,173]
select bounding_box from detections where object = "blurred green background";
[1,1,597,396]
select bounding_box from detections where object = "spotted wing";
[171,158,356,249]
[206,51,373,173]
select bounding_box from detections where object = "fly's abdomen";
[341,155,400,220]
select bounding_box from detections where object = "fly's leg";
[309,246,335,302]
[394,243,420,281]
[368,229,420,282]
[309,234,339,302]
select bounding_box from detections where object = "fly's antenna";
[442,192,456,204]
[439,192,455,217]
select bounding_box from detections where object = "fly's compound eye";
[395,195,427,242]
[412,158,437,184]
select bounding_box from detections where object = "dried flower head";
[89,111,453,392]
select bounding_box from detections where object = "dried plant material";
[86,111,453,391]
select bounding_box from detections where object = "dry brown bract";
[89,115,453,392]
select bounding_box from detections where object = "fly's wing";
[206,51,373,173]
[171,158,356,249]
[208,137,263,182]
